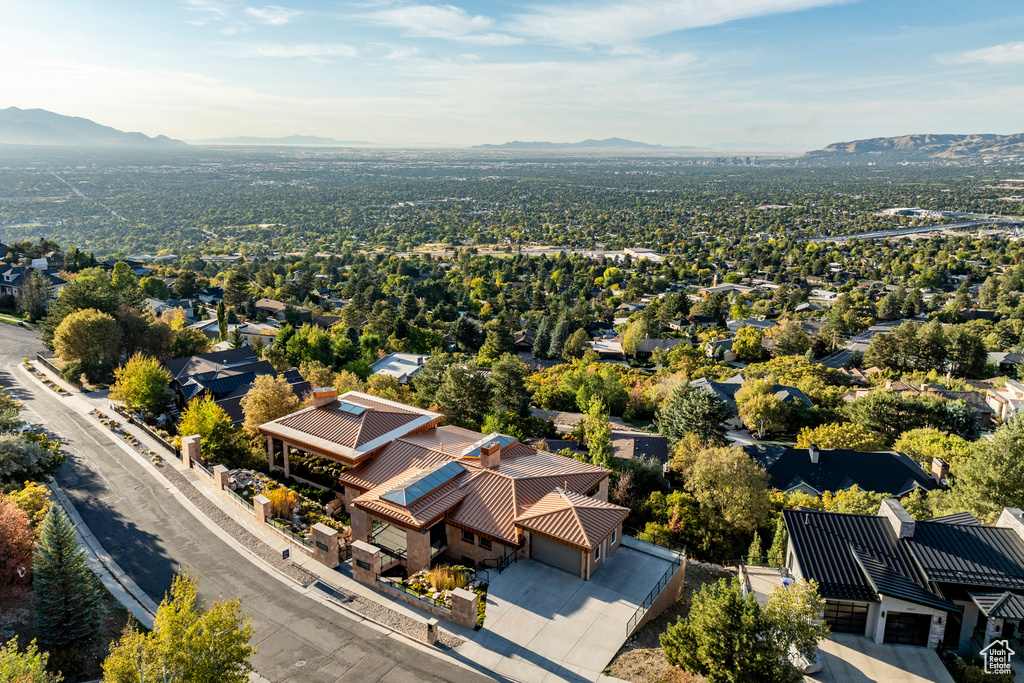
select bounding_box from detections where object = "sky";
[1,0,1023,148]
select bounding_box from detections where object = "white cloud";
[181,0,231,25]
[509,0,853,47]
[362,4,521,45]
[245,5,301,25]
[947,41,1024,65]
[244,43,359,58]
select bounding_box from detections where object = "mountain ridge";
[803,133,1024,162]
[0,107,186,148]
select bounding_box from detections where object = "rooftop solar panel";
[380,461,465,507]
[337,401,366,416]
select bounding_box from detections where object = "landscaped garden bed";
[383,565,488,626]
[227,469,351,537]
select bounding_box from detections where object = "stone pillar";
[985,616,1005,646]
[450,587,479,629]
[253,494,271,525]
[311,523,340,569]
[181,434,201,468]
[406,528,432,574]
[283,442,291,478]
[425,618,439,645]
[266,435,275,471]
[213,464,229,490]
[927,613,946,649]
[350,508,370,543]
[351,540,381,584]
[597,476,609,502]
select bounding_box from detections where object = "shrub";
[267,487,297,518]
[428,565,470,592]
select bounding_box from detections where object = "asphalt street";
[0,324,492,683]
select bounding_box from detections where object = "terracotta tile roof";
[515,489,629,550]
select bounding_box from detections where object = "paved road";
[0,325,491,683]
[804,219,1023,243]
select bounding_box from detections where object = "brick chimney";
[480,440,501,469]
[313,387,339,408]
[809,444,820,465]
[931,457,949,486]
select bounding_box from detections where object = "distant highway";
[805,218,1023,243]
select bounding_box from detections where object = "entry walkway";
[457,546,672,683]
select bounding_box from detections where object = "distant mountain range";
[475,137,701,151]
[0,107,186,148]
[803,133,1024,162]
[199,135,378,147]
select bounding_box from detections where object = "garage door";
[883,612,932,646]
[531,534,581,575]
[823,601,869,635]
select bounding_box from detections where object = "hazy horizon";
[2,0,1023,148]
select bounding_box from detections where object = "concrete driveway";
[810,634,954,683]
[456,545,674,682]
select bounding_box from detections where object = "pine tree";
[746,531,764,567]
[217,300,228,342]
[533,317,551,360]
[547,318,571,359]
[33,506,102,651]
[768,515,788,568]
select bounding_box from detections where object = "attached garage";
[883,612,932,646]
[823,600,869,635]
[531,533,581,575]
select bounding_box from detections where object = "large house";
[987,378,1024,422]
[783,500,1024,654]
[258,390,630,580]
[369,353,429,384]
[744,444,938,497]
[0,264,66,301]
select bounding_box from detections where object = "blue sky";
[1,0,1023,148]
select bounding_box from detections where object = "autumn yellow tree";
[240,374,302,438]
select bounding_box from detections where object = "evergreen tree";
[487,354,531,417]
[562,328,591,361]
[746,532,763,567]
[658,385,731,447]
[216,300,228,342]
[547,318,571,359]
[33,506,102,651]
[434,361,491,429]
[583,397,613,469]
[451,316,480,353]
[479,317,515,362]
[400,291,420,320]
[223,270,251,308]
[768,515,788,568]
[533,317,551,360]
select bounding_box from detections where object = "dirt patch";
[606,561,733,683]
[0,584,132,682]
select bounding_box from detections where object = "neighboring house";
[259,391,629,579]
[610,431,669,465]
[685,314,719,328]
[782,500,1024,653]
[743,444,938,497]
[197,287,223,304]
[513,329,536,352]
[591,338,624,360]
[699,283,755,297]
[692,375,811,427]
[255,298,312,322]
[615,302,646,315]
[846,382,995,426]
[988,378,1024,422]
[101,259,150,276]
[0,264,66,300]
[146,298,195,320]
[635,338,685,360]
[989,352,1023,375]
[703,337,736,362]
[727,319,776,334]
[369,353,429,384]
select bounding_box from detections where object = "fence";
[266,520,313,549]
[192,461,215,481]
[106,401,180,457]
[223,486,254,511]
[625,543,685,636]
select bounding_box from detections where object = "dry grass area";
[606,562,733,683]
[0,584,132,681]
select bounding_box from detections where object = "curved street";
[0,323,491,683]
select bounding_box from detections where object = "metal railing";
[479,548,516,574]
[192,461,215,481]
[625,540,685,636]
[266,519,312,549]
[223,486,254,511]
[378,578,450,611]
[625,527,687,555]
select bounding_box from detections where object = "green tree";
[657,385,731,446]
[434,361,491,429]
[110,353,172,415]
[18,270,54,321]
[173,270,198,299]
[223,271,251,308]
[52,308,122,380]
[773,321,810,357]
[216,301,228,342]
[763,578,829,664]
[102,571,256,683]
[0,434,62,485]
[893,427,972,473]
[0,637,62,682]
[562,328,591,361]
[547,318,572,359]
[661,578,799,683]
[178,396,249,467]
[451,316,480,353]
[679,444,770,539]
[139,276,171,300]
[733,326,765,363]
[487,353,531,417]
[583,397,613,469]
[111,262,138,292]
[240,374,302,439]
[946,415,1024,524]
[746,531,763,566]
[478,317,515,363]
[795,422,886,451]
[33,506,102,651]
[767,515,787,567]
[739,393,790,439]
[533,317,551,360]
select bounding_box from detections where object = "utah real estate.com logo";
[981,639,1015,676]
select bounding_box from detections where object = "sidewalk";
[20,362,493,678]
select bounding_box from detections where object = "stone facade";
[311,523,339,569]
[182,434,200,467]
[406,527,432,573]
[351,540,381,584]
[253,494,271,525]
[212,464,229,490]
[443,523,511,567]
[450,588,479,629]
